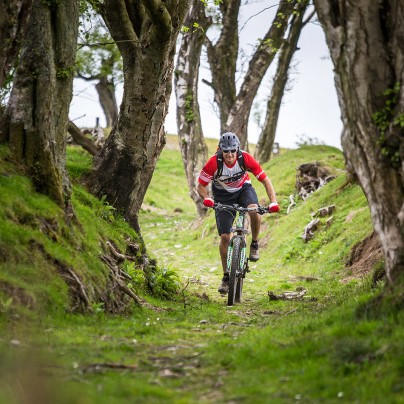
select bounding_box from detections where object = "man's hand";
[203,197,215,208]
[268,202,280,213]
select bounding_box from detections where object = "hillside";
[1,137,403,403]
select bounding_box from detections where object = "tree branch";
[101,0,139,54]
[201,78,214,89]
[303,9,316,27]
[77,72,100,81]
[142,0,172,34]
[67,121,100,156]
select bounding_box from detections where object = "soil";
[342,231,383,283]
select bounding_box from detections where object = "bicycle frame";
[226,210,249,278]
[213,203,268,305]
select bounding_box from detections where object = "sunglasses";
[223,149,237,154]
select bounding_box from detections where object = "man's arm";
[261,177,277,203]
[197,182,215,207]
[197,182,210,200]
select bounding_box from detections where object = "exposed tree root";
[100,253,141,307]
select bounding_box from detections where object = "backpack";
[214,149,246,179]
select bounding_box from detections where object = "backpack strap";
[214,149,246,180]
[237,150,246,172]
[215,149,224,179]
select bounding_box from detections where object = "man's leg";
[238,185,261,262]
[248,204,261,241]
[219,233,231,273]
[218,233,231,294]
[248,205,261,261]
[215,203,233,294]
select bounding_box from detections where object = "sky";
[69,2,343,150]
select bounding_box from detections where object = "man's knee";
[220,233,231,244]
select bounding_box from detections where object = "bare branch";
[240,3,281,32]
[201,78,214,89]
[67,121,100,156]
[303,10,316,27]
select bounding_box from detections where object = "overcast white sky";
[69,2,343,150]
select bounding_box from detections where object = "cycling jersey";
[198,151,267,195]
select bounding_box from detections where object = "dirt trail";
[137,213,279,398]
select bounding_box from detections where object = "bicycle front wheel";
[235,275,243,303]
[228,237,241,306]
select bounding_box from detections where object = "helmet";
[219,132,240,151]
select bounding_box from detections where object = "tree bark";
[95,76,118,127]
[314,0,404,285]
[0,0,33,89]
[226,1,298,148]
[255,3,312,163]
[175,0,211,217]
[1,0,79,207]
[86,0,188,232]
[204,0,241,132]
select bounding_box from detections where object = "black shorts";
[213,183,259,235]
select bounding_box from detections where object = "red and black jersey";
[198,150,267,194]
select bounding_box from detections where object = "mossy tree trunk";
[314,0,404,285]
[0,0,33,89]
[1,0,79,208]
[86,0,188,232]
[175,0,211,217]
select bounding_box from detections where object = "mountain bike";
[212,203,269,306]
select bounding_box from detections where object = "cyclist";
[196,132,280,294]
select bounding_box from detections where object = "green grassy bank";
[0,136,402,403]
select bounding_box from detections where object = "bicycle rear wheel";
[228,237,241,306]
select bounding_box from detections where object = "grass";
[0,136,403,403]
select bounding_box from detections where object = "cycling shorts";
[213,183,259,235]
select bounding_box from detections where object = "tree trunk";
[175,0,211,217]
[204,0,240,132]
[314,0,404,285]
[255,3,311,163]
[86,0,188,232]
[226,1,297,148]
[95,76,118,128]
[1,0,78,207]
[0,0,33,89]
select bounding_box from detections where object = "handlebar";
[212,203,269,215]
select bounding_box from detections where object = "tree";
[175,0,211,216]
[0,0,79,208]
[255,3,313,163]
[86,0,188,232]
[0,0,33,90]
[313,0,404,285]
[204,0,241,132]
[76,13,121,127]
[174,0,302,213]
[225,0,298,148]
